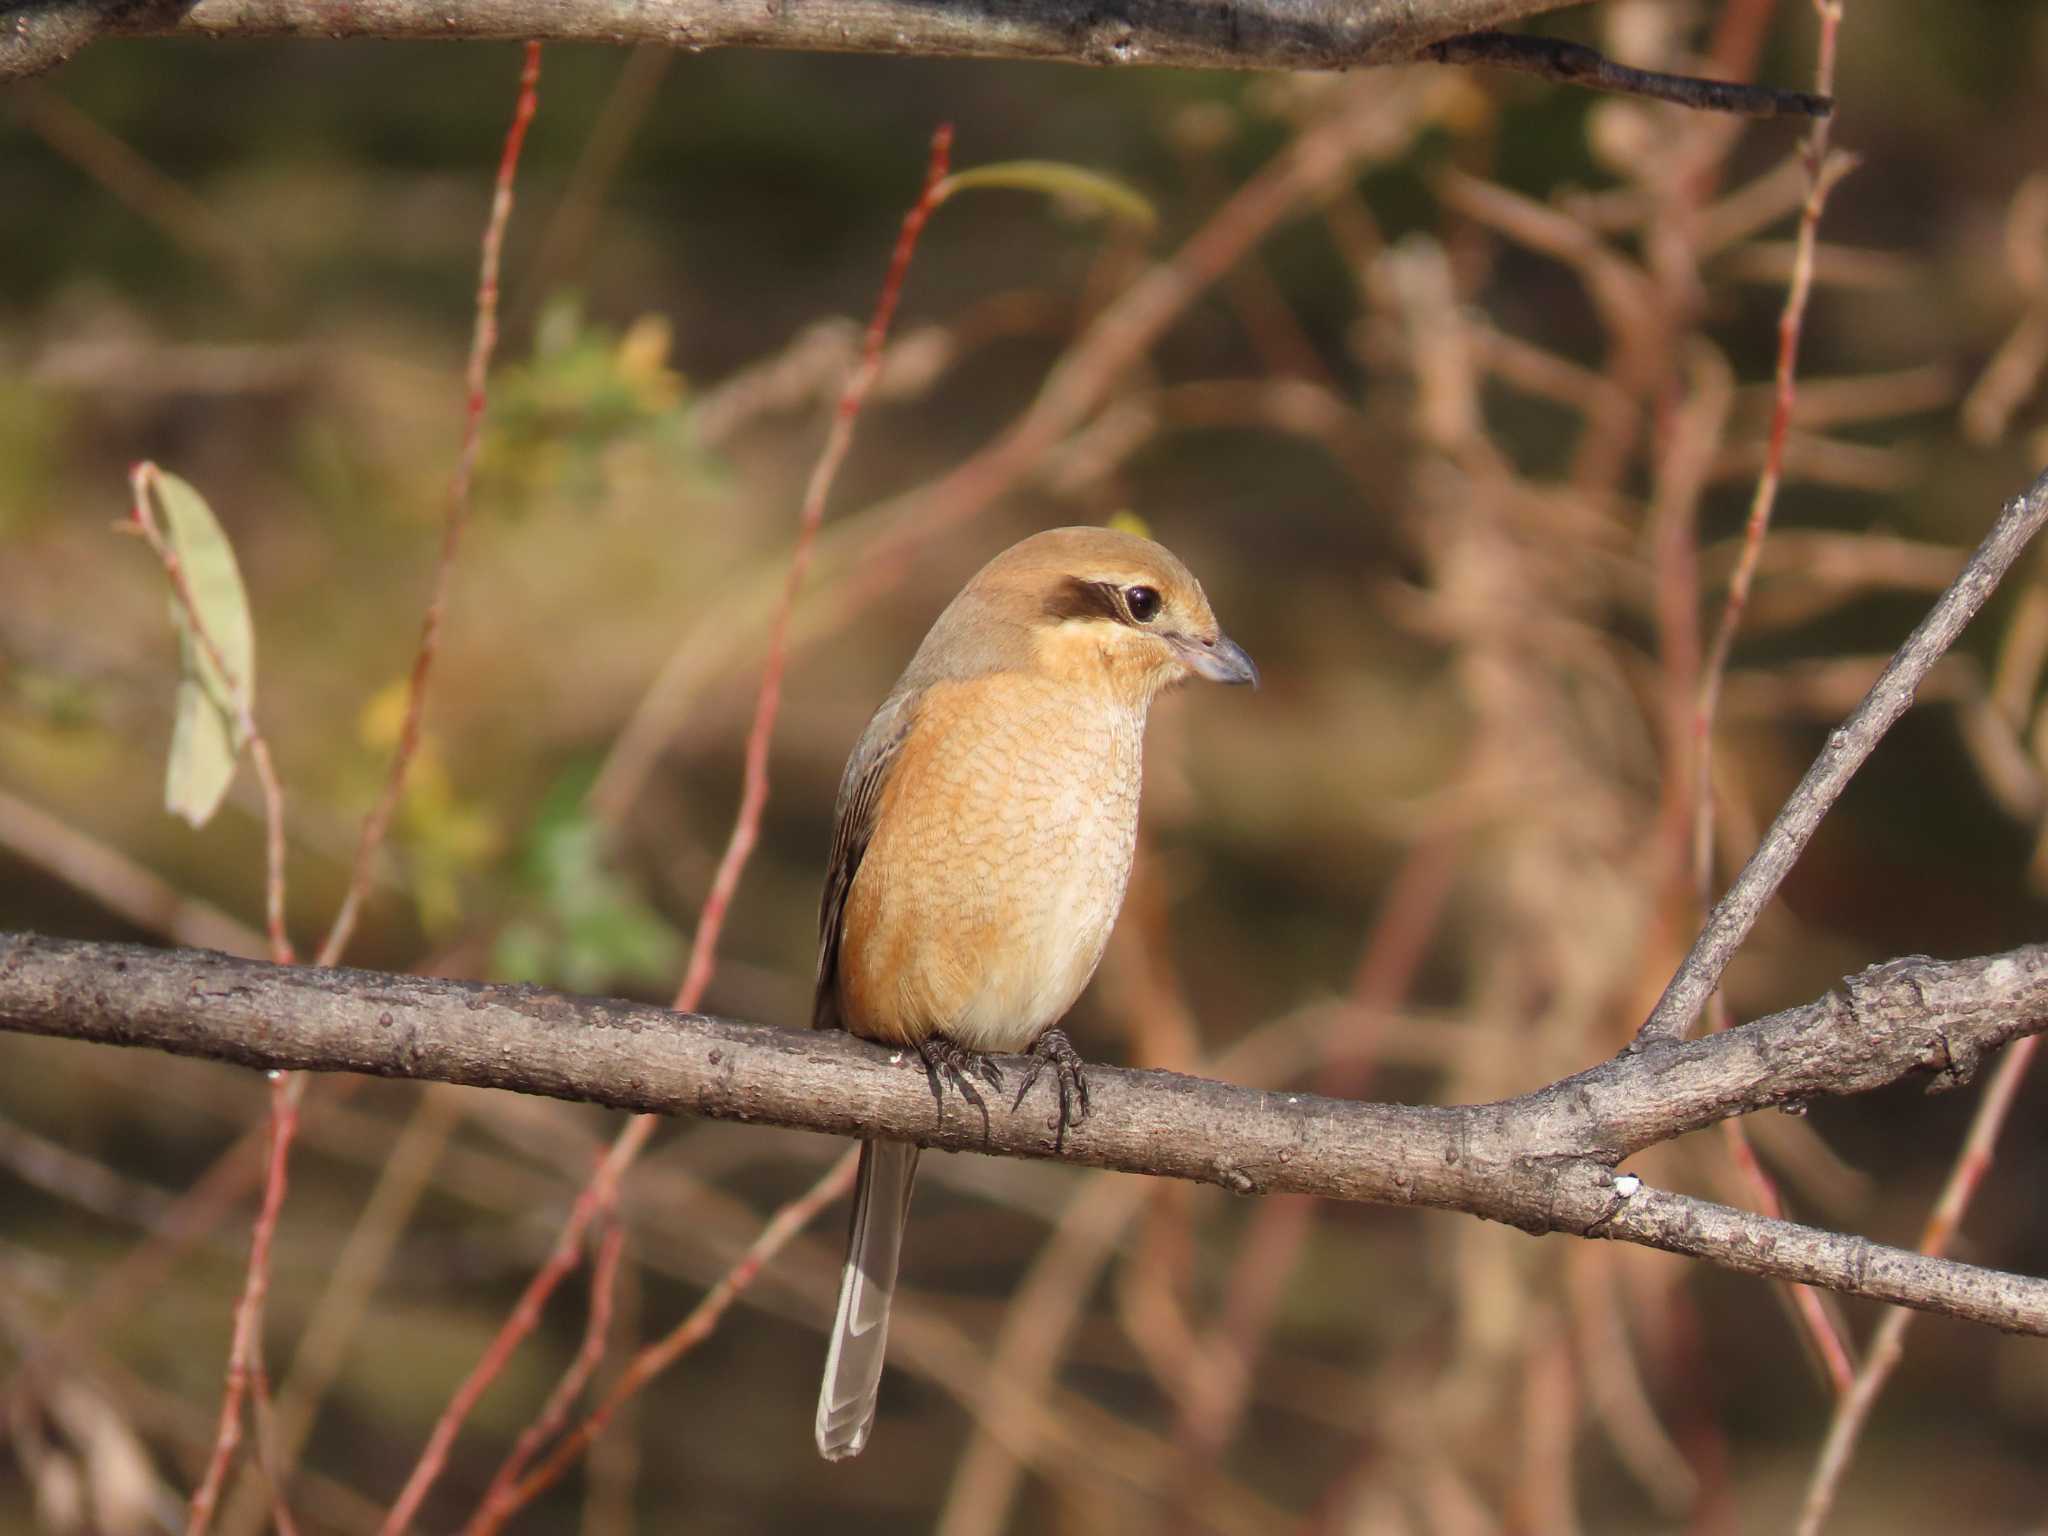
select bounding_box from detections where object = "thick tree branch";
[5,932,2047,1333]
[0,0,1795,117]
[0,0,1569,80]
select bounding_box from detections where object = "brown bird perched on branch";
[812,525,1256,1460]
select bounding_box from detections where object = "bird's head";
[925,526,1257,706]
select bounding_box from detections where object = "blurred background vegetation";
[6,1,2048,1531]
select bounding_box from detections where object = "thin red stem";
[317,39,541,971]
[1177,828,1463,1470]
[379,1116,651,1536]
[1796,1032,2041,1534]
[356,45,549,1534]
[464,1218,629,1528]
[1692,2,1845,902]
[186,1073,304,1536]
[1686,0,1857,1402]
[479,1150,860,1532]
[407,125,949,1536]
[669,121,953,1017]
[127,460,304,1532]
[191,46,541,1498]
[247,1358,304,1536]
[1715,1092,1855,1393]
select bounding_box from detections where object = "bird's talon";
[917,1036,999,1141]
[1011,1060,1043,1113]
[1018,1029,1091,1150]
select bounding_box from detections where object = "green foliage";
[937,159,1158,233]
[491,762,680,994]
[480,292,705,509]
[354,680,502,938]
[6,666,106,734]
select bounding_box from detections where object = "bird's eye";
[1124,586,1162,623]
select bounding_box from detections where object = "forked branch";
[4,932,2047,1333]
[1642,465,2048,1045]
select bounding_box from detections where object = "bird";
[811,525,1256,1461]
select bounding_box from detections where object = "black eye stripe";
[1043,577,1170,628]
[1044,578,1130,624]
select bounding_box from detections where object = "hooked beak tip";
[1184,632,1258,688]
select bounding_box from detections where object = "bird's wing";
[813,688,919,1032]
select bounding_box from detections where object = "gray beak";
[1176,631,1259,688]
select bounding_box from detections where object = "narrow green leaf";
[937,161,1158,233]
[148,471,255,828]
[166,678,239,828]
[155,471,255,723]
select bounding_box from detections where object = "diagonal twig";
[1420,31,1834,118]
[1638,463,2048,1047]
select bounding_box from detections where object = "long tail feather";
[815,1139,919,1460]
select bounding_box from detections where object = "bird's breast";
[836,677,1145,1054]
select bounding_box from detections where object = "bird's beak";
[1173,630,1259,688]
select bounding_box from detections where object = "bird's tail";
[815,1138,919,1460]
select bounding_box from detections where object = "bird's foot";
[916,1035,1003,1139]
[1013,1028,1091,1150]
